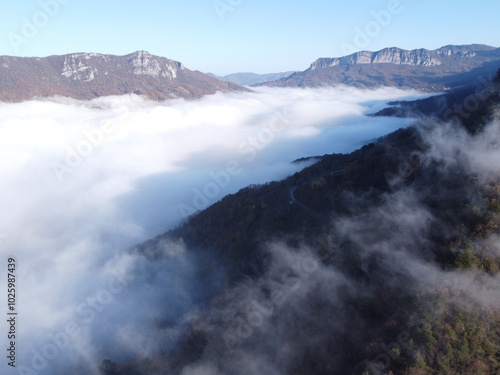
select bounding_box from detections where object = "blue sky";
[1,0,499,75]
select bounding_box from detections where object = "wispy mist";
[166,119,500,375]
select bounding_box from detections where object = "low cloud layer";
[0,86,426,374]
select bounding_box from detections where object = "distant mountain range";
[207,71,297,86]
[1,45,499,102]
[0,50,247,102]
[262,44,500,91]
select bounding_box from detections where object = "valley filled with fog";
[0,86,428,373]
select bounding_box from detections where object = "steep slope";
[0,51,248,102]
[263,45,500,91]
[96,72,500,375]
[373,68,500,134]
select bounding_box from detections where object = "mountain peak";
[129,50,153,58]
[125,50,183,78]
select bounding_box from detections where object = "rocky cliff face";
[128,50,182,78]
[310,47,443,69]
[0,51,247,102]
[57,51,184,81]
[264,45,500,91]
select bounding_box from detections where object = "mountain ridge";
[309,44,498,69]
[0,50,249,102]
[2,45,499,101]
[262,44,500,91]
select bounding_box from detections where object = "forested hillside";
[100,70,500,375]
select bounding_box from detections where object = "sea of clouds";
[0,86,428,374]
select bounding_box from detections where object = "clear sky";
[1,0,499,75]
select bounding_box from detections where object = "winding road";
[289,187,322,221]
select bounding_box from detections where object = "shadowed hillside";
[98,71,500,375]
